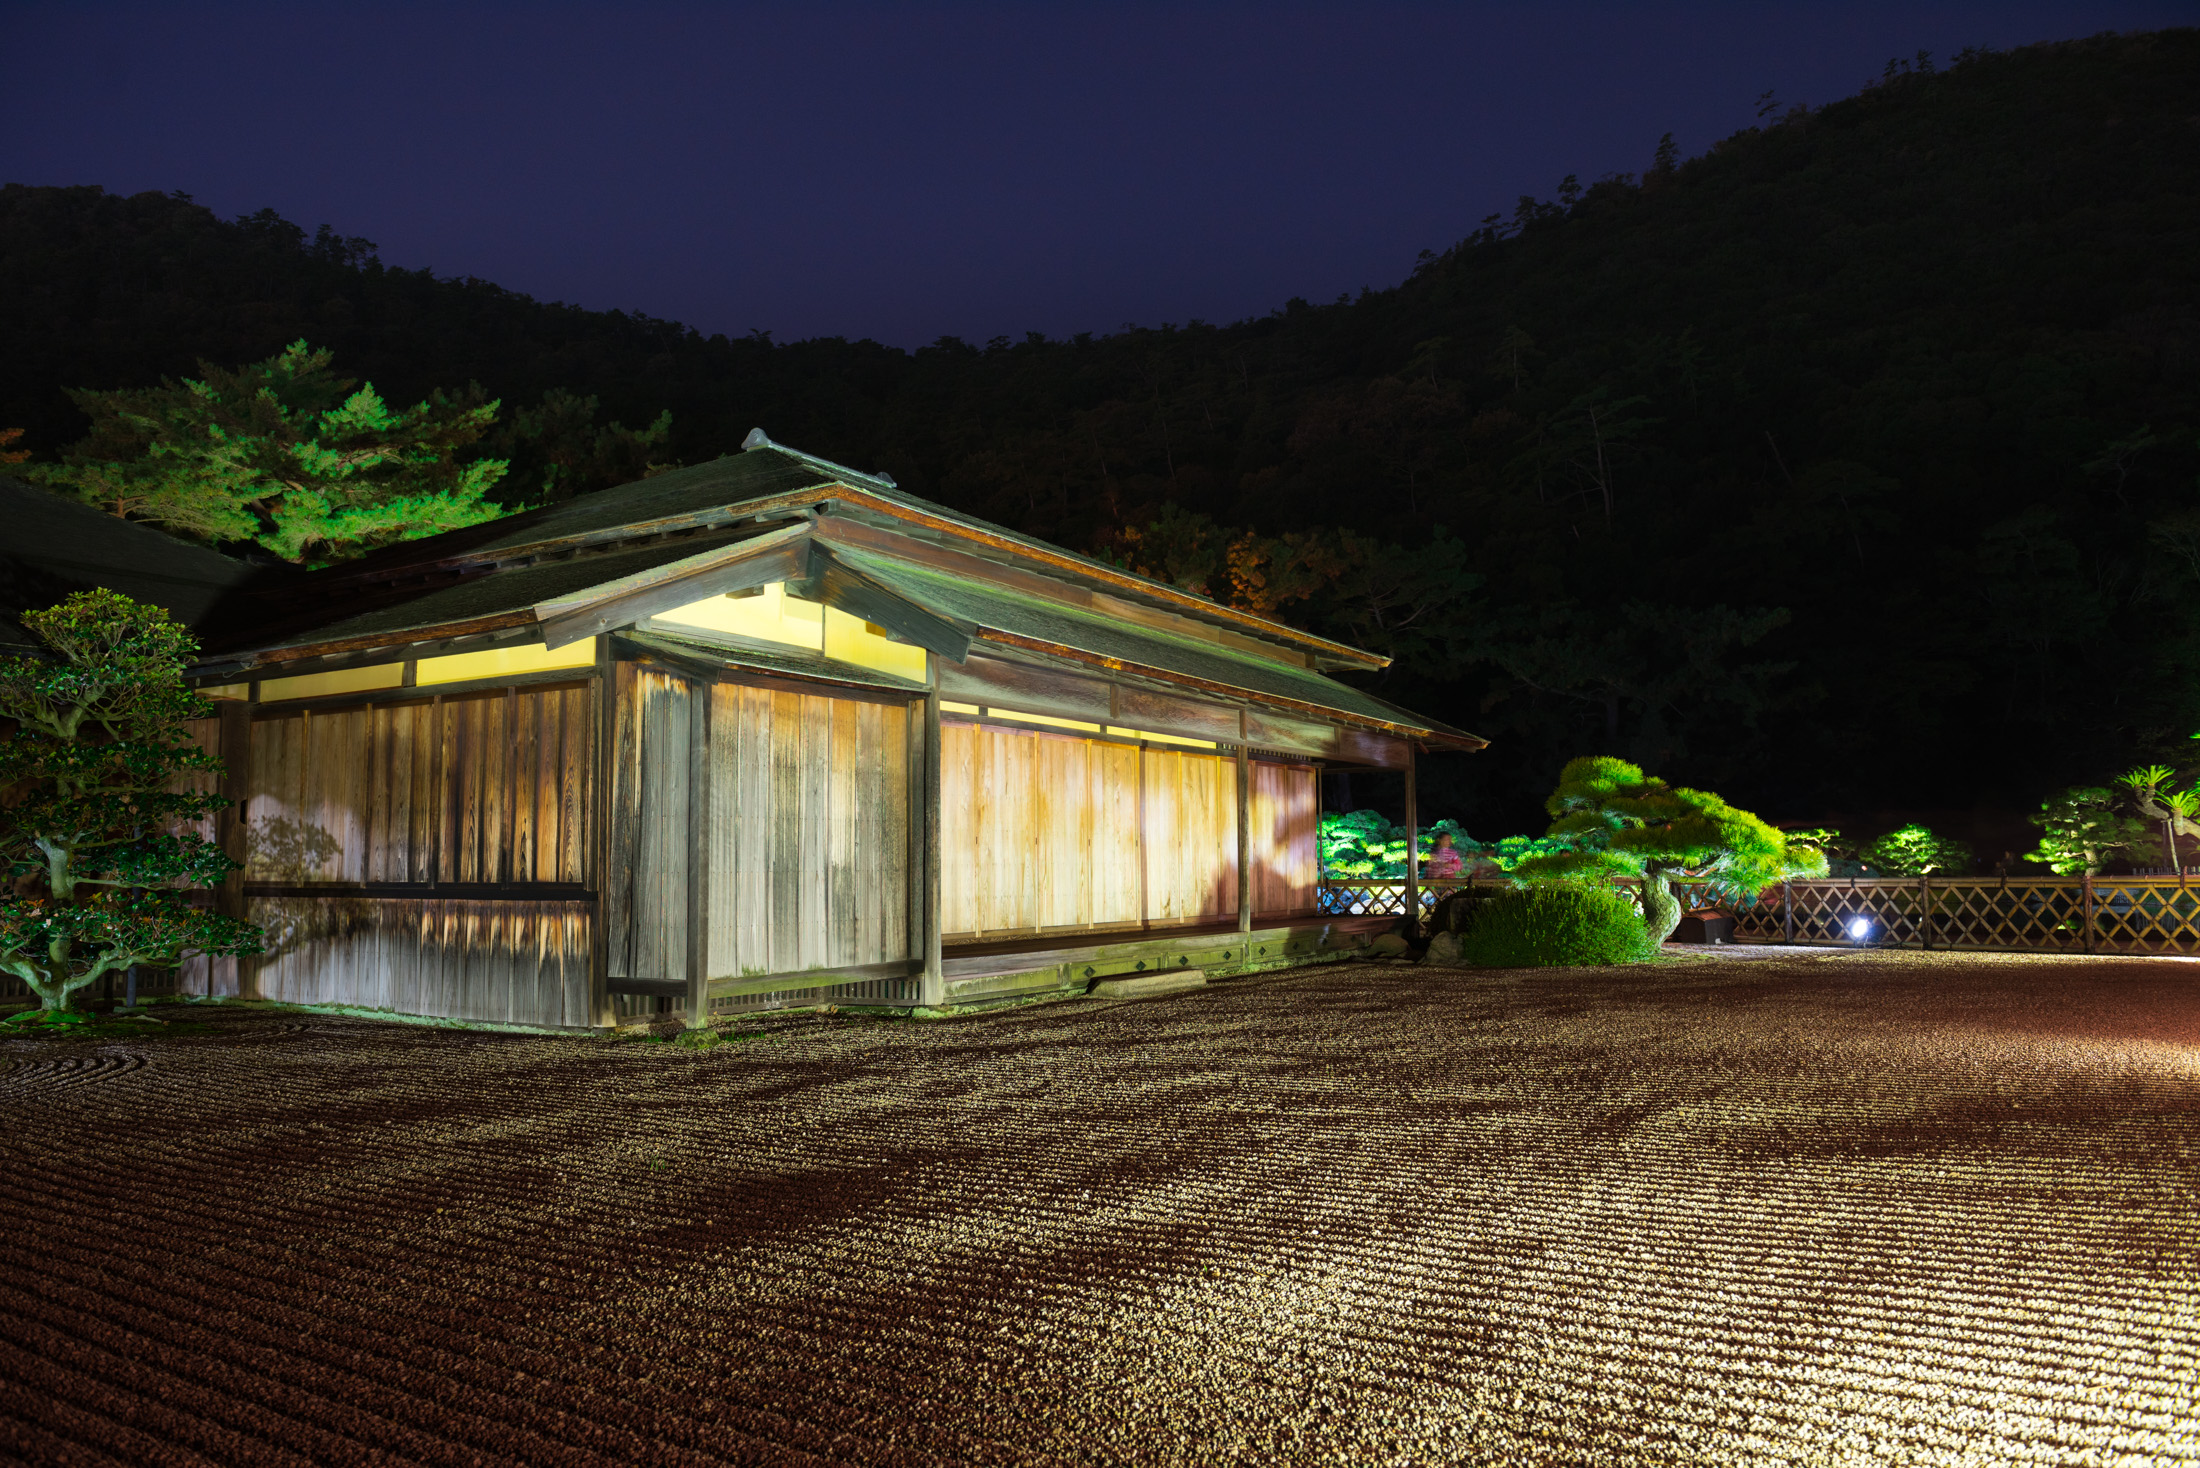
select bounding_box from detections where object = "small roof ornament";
[742,426,896,487]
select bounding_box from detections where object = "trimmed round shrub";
[1453,882,1658,967]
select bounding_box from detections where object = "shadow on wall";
[244,814,365,964]
[246,814,342,882]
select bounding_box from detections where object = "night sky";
[7,3,2192,348]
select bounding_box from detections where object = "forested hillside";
[4,30,2196,830]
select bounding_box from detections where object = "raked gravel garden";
[2,948,2195,1466]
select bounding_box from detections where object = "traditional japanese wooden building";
[179,433,1483,1028]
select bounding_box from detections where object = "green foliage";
[2118,763,2200,852]
[1857,823,1973,876]
[0,591,262,1019]
[24,341,512,564]
[1453,882,1659,967]
[479,386,677,506]
[2026,787,2158,875]
[1316,809,1569,878]
[1515,756,1827,942]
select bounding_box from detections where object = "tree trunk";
[1641,871,1684,945]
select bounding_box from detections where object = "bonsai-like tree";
[0,591,262,1023]
[2119,765,2199,870]
[23,340,510,565]
[1858,822,1973,876]
[1513,755,1826,944]
[2027,787,2157,875]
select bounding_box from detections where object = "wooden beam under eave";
[971,627,1473,745]
[798,544,973,663]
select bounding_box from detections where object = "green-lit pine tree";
[1512,755,1826,943]
[2026,787,2157,875]
[24,340,510,564]
[0,591,262,1024]
[1858,822,1973,875]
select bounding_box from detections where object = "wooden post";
[1919,874,1931,950]
[920,683,944,1008]
[907,696,927,996]
[685,676,710,1027]
[1782,879,1795,944]
[1235,738,1251,934]
[2081,872,2096,954]
[211,698,251,998]
[1402,743,1420,930]
[590,638,615,1028]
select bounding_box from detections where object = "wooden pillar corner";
[589,637,616,1028]
[212,698,252,999]
[1235,739,1252,933]
[1402,742,1420,931]
[685,675,711,1027]
[920,677,944,1008]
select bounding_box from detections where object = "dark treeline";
[3,30,2197,835]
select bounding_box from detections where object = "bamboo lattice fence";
[1319,874,2200,954]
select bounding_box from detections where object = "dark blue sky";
[7,3,2192,347]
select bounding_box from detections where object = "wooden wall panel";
[176,716,224,844]
[941,722,1149,938]
[1141,748,1238,924]
[1251,761,1320,915]
[608,668,691,982]
[241,896,593,1027]
[702,682,911,980]
[243,688,589,890]
[1093,742,1142,926]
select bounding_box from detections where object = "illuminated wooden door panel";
[704,682,909,980]
[941,721,1142,939]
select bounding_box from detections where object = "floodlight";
[1848,915,1872,941]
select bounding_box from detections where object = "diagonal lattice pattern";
[2,950,2195,1466]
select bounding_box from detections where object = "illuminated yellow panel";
[823,606,927,681]
[415,638,597,686]
[994,709,1103,734]
[655,581,819,650]
[655,582,926,681]
[1109,726,1217,749]
[196,683,251,701]
[942,701,983,714]
[259,664,404,702]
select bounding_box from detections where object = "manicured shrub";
[1453,882,1659,968]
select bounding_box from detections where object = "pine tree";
[0,590,261,1023]
[1513,755,1825,943]
[25,341,511,564]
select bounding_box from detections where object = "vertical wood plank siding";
[606,667,691,983]
[699,683,911,984]
[943,722,1245,938]
[941,721,1316,938]
[244,689,591,886]
[1249,761,1320,915]
[198,682,595,1025]
[178,716,223,843]
[242,897,594,1026]
[1142,746,1240,926]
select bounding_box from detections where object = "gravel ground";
[1,948,2195,1467]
